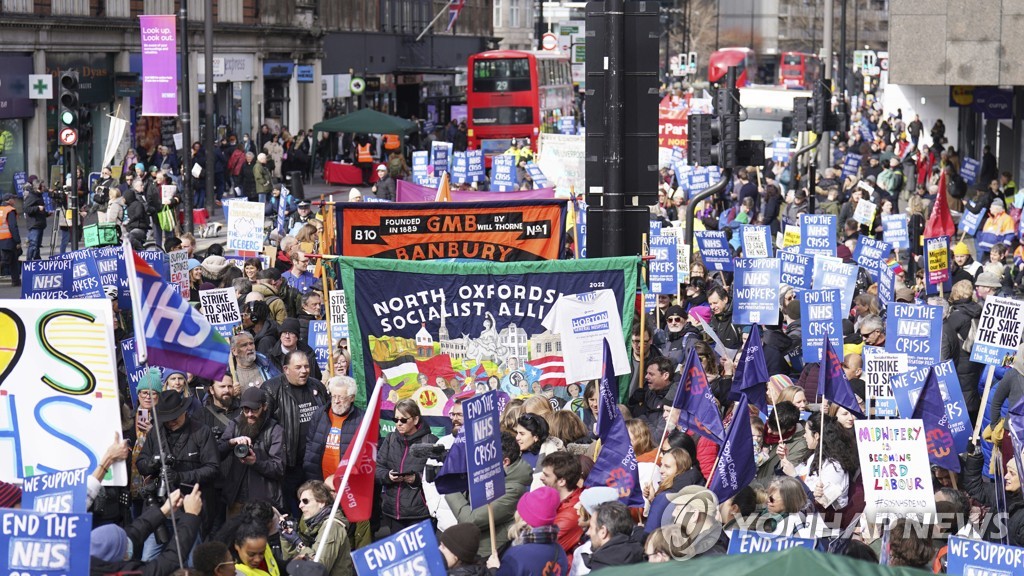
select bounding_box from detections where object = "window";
[510,0,520,27]
[472,58,531,91]
[494,0,502,28]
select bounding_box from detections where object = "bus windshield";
[473,58,532,92]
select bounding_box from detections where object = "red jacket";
[228,148,246,176]
[554,488,583,556]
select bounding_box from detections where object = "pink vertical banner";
[139,15,178,116]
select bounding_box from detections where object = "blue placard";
[727,531,816,555]
[853,236,891,281]
[878,265,896,311]
[959,205,985,237]
[576,200,588,259]
[694,230,733,272]
[672,161,691,194]
[467,149,486,182]
[558,116,577,135]
[770,138,794,162]
[643,292,657,313]
[42,191,54,213]
[881,214,910,250]
[778,250,812,289]
[688,165,722,193]
[296,65,314,83]
[525,162,550,187]
[121,337,149,407]
[885,303,943,370]
[21,468,90,513]
[799,214,837,257]
[859,122,872,142]
[841,153,862,179]
[21,258,75,299]
[649,233,679,294]
[960,157,980,185]
[351,519,447,576]
[139,249,170,280]
[490,154,517,192]
[740,225,773,258]
[13,171,26,197]
[733,258,781,325]
[0,509,92,576]
[450,151,469,184]
[91,245,130,309]
[946,535,1024,576]
[800,289,844,363]
[411,150,430,184]
[430,141,453,175]
[463,391,506,508]
[889,360,971,453]
[811,256,857,313]
[40,249,105,299]
[309,320,330,370]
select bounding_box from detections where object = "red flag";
[332,394,380,523]
[924,170,955,238]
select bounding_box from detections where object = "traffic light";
[793,96,810,132]
[811,77,829,133]
[687,65,758,169]
[59,70,79,146]
[687,113,717,166]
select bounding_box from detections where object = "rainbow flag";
[128,245,230,381]
[885,255,903,275]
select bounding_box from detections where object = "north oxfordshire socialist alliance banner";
[336,257,637,415]
[334,200,566,261]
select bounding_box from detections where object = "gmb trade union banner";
[0,300,127,486]
[335,200,566,261]
[336,256,637,414]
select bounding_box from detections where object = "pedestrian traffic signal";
[59,71,79,146]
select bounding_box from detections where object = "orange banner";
[336,201,567,261]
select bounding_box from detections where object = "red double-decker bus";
[708,47,756,87]
[778,52,821,89]
[467,50,575,163]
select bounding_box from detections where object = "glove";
[280,528,303,549]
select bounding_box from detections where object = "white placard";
[855,419,937,524]
[226,200,266,252]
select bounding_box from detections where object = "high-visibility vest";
[357,143,373,163]
[383,134,401,150]
[0,206,13,240]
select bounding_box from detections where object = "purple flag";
[585,340,643,507]
[732,327,769,413]
[911,367,961,473]
[673,348,725,443]
[139,15,179,116]
[707,393,756,503]
[817,338,864,418]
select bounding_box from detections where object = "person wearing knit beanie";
[90,524,130,563]
[490,486,569,574]
[516,486,560,527]
[439,523,482,568]
[0,481,21,508]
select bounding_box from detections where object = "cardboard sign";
[467,150,486,182]
[726,531,816,555]
[160,184,177,205]
[853,199,877,227]
[800,289,844,363]
[885,303,943,370]
[853,236,891,281]
[0,300,126,485]
[430,141,453,174]
[463,391,507,508]
[352,519,447,576]
[969,296,1024,366]
[959,206,985,237]
[855,419,937,524]
[490,154,517,191]
[799,214,837,257]
[21,468,89,513]
[0,509,93,576]
[862,346,907,417]
[881,214,910,250]
[525,162,550,187]
[781,225,801,249]
[889,361,971,454]
[309,320,330,370]
[841,153,862,179]
[168,249,190,300]
[411,150,430,184]
[328,289,349,340]
[740,225,773,258]
[946,535,1024,576]
[226,200,265,252]
[649,233,679,294]
[732,258,781,325]
[925,236,951,285]
[960,157,980,185]
[199,288,241,340]
[811,255,857,313]
[778,250,812,289]
[694,230,733,272]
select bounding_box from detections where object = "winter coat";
[585,529,646,571]
[282,509,353,576]
[252,283,288,324]
[375,423,438,520]
[948,299,984,415]
[496,541,569,576]
[254,161,274,196]
[628,381,677,443]
[303,404,364,481]
[757,429,810,482]
[228,148,247,177]
[989,368,1024,425]
[217,415,286,510]
[644,467,706,533]
[23,189,49,229]
[251,319,281,355]
[262,375,329,468]
[374,175,396,202]
[964,452,1024,546]
[89,507,202,576]
[266,341,323,382]
[241,160,258,200]
[123,189,150,232]
[446,457,533,556]
[709,303,741,350]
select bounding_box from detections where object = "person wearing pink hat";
[486,486,569,576]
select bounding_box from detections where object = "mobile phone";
[137,408,150,425]
[179,483,195,494]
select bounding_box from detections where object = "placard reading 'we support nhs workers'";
[732,258,780,325]
[947,535,1024,576]
[694,230,733,272]
[648,233,679,294]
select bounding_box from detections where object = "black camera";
[234,443,251,459]
[411,443,450,483]
[279,518,296,533]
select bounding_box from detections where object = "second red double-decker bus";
[467,50,575,163]
[778,52,821,89]
[708,47,756,87]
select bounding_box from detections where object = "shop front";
[196,53,256,142]
[0,54,33,196]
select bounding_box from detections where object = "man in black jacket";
[585,501,645,570]
[627,356,678,441]
[22,182,49,260]
[265,317,322,381]
[136,390,220,544]
[262,350,328,516]
[218,386,286,514]
[707,285,741,351]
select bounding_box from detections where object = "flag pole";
[487,504,498,557]
[639,233,648,388]
[704,402,734,488]
[123,239,148,363]
[415,1,455,43]
[313,376,385,562]
[973,369,996,445]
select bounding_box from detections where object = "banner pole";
[487,503,498,558]
[324,274,336,379]
[639,233,648,388]
[972,369,996,444]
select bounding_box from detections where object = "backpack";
[961,318,979,352]
[949,172,968,199]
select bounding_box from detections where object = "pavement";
[0,179,370,300]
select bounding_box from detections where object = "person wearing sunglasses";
[280,480,354,575]
[375,398,438,534]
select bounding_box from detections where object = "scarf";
[763,426,795,447]
[513,525,560,547]
[300,506,334,545]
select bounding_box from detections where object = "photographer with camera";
[136,390,220,560]
[218,386,286,515]
[84,166,116,224]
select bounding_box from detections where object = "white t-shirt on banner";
[541,289,630,384]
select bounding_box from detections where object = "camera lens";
[234,444,250,458]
